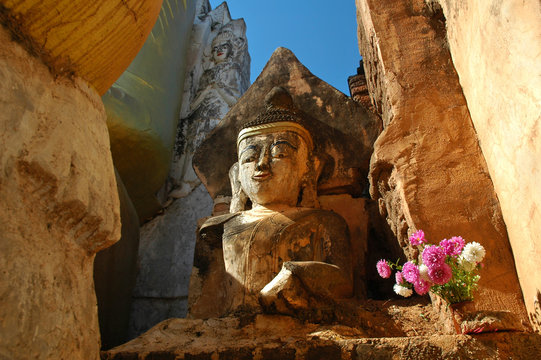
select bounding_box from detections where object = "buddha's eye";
[240,148,257,164]
[271,142,293,159]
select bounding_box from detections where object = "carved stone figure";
[188,29,245,114]
[169,14,249,198]
[189,88,354,318]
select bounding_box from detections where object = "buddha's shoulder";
[200,208,346,229]
[283,207,347,225]
[200,212,240,231]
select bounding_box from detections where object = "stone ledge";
[102,313,541,360]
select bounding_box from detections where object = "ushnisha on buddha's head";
[230,87,319,212]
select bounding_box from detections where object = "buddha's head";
[211,31,234,64]
[231,87,318,211]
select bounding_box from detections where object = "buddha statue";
[189,87,354,318]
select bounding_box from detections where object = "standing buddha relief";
[189,87,361,318]
[188,28,247,115]
[168,11,249,200]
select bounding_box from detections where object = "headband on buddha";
[236,87,314,151]
[237,121,313,150]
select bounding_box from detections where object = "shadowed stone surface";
[94,171,141,349]
[130,184,211,337]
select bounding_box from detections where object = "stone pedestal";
[103,300,541,360]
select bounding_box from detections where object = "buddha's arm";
[259,213,353,313]
[260,260,351,299]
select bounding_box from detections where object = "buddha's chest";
[222,213,324,291]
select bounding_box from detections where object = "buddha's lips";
[218,52,224,56]
[252,172,271,181]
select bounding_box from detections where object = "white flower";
[458,255,476,272]
[419,264,430,282]
[393,284,413,297]
[461,241,486,263]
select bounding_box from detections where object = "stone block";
[102,313,541,360]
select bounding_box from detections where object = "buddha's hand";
[258,261,353,315]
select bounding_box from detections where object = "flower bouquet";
[376,230,486,305]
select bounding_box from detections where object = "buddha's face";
[212,41,232,63]
[238,131,309,209]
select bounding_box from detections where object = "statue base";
[101,299,541,359]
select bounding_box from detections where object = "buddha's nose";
[256,150,270,171]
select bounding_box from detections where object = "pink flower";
[401,261,420,283]
[427,263,452,285]
[409,230,426,246]
[414,278,431,295]
[439,236,465,256]
[395,271,404,284]
[376,260,391,279]
[422,245,446,268]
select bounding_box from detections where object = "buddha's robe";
[188,207,352,318]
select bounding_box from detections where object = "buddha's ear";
[229,162,248,212]
[312,154,323,180]
[299,154,321,209]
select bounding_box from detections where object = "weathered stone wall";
[355,0,529,326]
[0,26,120,359]
[434,0,541,330]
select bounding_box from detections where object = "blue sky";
[209,0,361,95]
